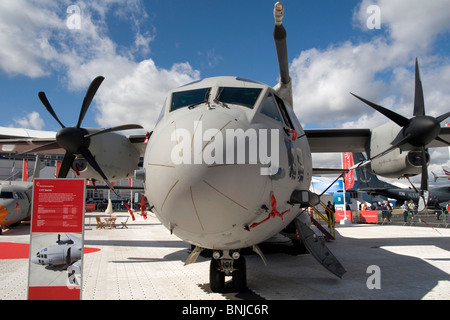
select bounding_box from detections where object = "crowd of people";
[358,199,450,223]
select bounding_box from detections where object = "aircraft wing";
[0,126,57,140]
[0,132,150,156]
[65,233,82,245]
[0,138,64,154]
[305,126,450,153]
[305,129,370,153]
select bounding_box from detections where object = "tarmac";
[1,212,450,300]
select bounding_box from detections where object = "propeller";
[351,58,450,208]
[38,76,143,196]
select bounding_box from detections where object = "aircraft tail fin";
[432,172,439,182]
[443,166,450,176]
[352,152,395,190]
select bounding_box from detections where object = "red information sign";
[335,210,353,222]
[31,179,85,233]
[359,210,378,223]
[28,179,86,300]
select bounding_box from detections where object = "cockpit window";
[0,191,13,199]
[260,93,283,123]
[170,88,211,112]
[216,87,262,109]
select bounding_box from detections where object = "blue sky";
[0,0,449,182]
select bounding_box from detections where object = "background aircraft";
[0,181,32,234]
[353,152,450,205]
[432,166,450,182]
[1,2,450,292]
[31,233,83,267]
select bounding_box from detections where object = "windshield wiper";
[214,87,229,108]
[188,88,211,110]
[213,98,229,109]
[188,100,208,109]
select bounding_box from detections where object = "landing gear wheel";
[232,256,247,292]
[209,259,224,293]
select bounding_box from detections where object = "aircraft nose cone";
[145,110,270,247]
[31,256,40,265]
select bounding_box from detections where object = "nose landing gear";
[209,250,247,293]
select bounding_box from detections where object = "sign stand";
[27,179,86,300]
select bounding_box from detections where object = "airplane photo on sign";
[0,2,450,292]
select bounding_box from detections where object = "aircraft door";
[274,95,306,184]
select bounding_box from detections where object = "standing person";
[434,198,442,220]
[408,200,416,222]
[402,200,409,222]
[326,201,335,223]
[446,201,450,222]
[382,201,391,223]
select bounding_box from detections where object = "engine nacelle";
[369,149,429,178]
[368,123,429,178]
[73,132,141,181]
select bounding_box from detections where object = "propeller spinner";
[38,76,143,195]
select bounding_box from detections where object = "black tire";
[232,257,247,292]
[209,259,225,293]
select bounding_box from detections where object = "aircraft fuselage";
[144,76,312,250]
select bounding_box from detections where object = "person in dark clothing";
[434,198,442,220]
[402,200,409,222]
[381,201,391,223]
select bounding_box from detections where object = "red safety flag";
[22,160,28,182]
[249,194,290,229]
[123,201,135,221]
[342,152,354,189]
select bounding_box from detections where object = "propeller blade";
[78,146,119,197]
[420,146,429,192]
[38,92,66,128]
[418,190,428,212]
[435,136,450,146]
[350,93,410,127]
[436,111,450,123]
[84,124,144,138]
[76,76,105,128]
[58,152,75,178]
[413,58,425,117]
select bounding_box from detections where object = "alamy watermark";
[366,5,381,30]
[66,5,81,30]
[366,265,381,289]
[170,121,280,176]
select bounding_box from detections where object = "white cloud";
[0,0,200,131]
[94,60,199,129]
[13,111,45,130]
[289,0,450,186]
[291,0,450,129]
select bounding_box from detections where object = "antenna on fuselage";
[273,2,293,107]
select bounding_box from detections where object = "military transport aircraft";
[0,157,42,234]
[353,152,450,205]
[31,233,82,267]
[1,2,450,292]
[0,181,32,234]
[31,233,83,285]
